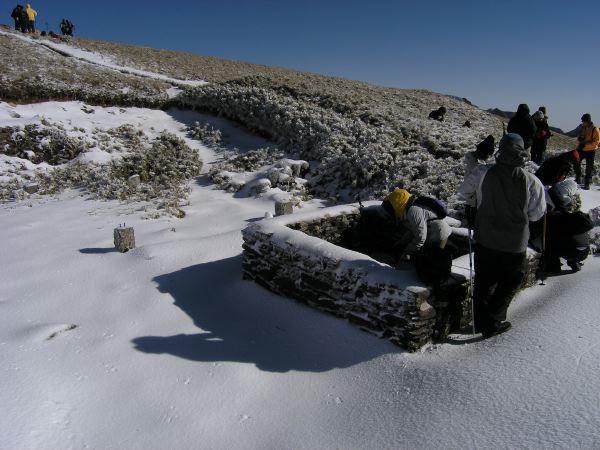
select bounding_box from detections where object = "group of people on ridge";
[10,3,36,33]
[382,104,597,339]
[60,18,74,36]
[9,4,75,36]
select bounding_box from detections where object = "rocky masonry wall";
[241,204,541,351]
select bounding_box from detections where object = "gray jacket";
[473,134,546,253]
[401,204,452,255]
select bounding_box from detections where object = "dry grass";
[0,30,171,107]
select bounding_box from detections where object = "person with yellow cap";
[382,187,452,285]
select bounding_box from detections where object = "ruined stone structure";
[241,203,541,351]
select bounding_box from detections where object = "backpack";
[409,196,447,220]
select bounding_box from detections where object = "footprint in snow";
[14,323,77,342]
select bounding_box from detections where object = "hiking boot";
[481,321,512,339]
[567,260,582,272]
[583,184,590,190]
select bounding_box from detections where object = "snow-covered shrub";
[209,147,283,173]
[3,131,202,216]
[0,124,88,164]
[207,147,309,199]
[177,80,486,203]
[187,122,223,147]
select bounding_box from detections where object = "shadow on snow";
[132,255,399,372]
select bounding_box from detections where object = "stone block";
[114,227,135,253]
[24,183,39,194]
[275,200,293,216]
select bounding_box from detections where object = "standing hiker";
[463,133,546,338]
[575,113,600,190]
[458,135,496,225]
[11,4,23,31]
[507,104,537,150]
[10,5,27,32]
[531,110,551,164]
[61,18,74,36]
[25,3,36,33]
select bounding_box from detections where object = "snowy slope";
[1,37,600,450]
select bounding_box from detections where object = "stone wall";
[241,203,541,351]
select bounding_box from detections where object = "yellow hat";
[385,188,412,217]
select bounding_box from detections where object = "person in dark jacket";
[428,106,447,122]
[60,18,74,36]
[507,104,537,150]
[534,149,580,186]
[544,179,593,273]
[10,5,26,32]
[531,110,552,164]
[462,133,546,338]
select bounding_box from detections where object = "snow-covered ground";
[2,99,600,449]
[2,37,600,449]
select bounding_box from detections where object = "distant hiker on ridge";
[461,133,545,338]
[25,3,37,33]
[531,109,551,164]
[428,106,447,122]
[60,18,74,36]
[507,103,536,150]
[574,113,599,190]
[10,4,27,32]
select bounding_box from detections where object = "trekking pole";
[539,212,548,285]
[467,208,476,335]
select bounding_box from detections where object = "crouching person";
[465,133,546,338]
[544,179,593,273]
[382,188,452,286]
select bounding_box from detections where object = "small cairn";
[114,224,135,253]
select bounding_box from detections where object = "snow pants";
[531,139,547,165]
[473,244,526,332]
[574,149,595,185]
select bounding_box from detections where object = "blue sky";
[15,0,600,131]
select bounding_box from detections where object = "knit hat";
[385,188,412,217]
[552,179,579,211]
[496,133,528,166]
[533,110,544,121]
[516,104,530,115]
[476,134,495,157]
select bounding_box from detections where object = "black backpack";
[409,196,447,220]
